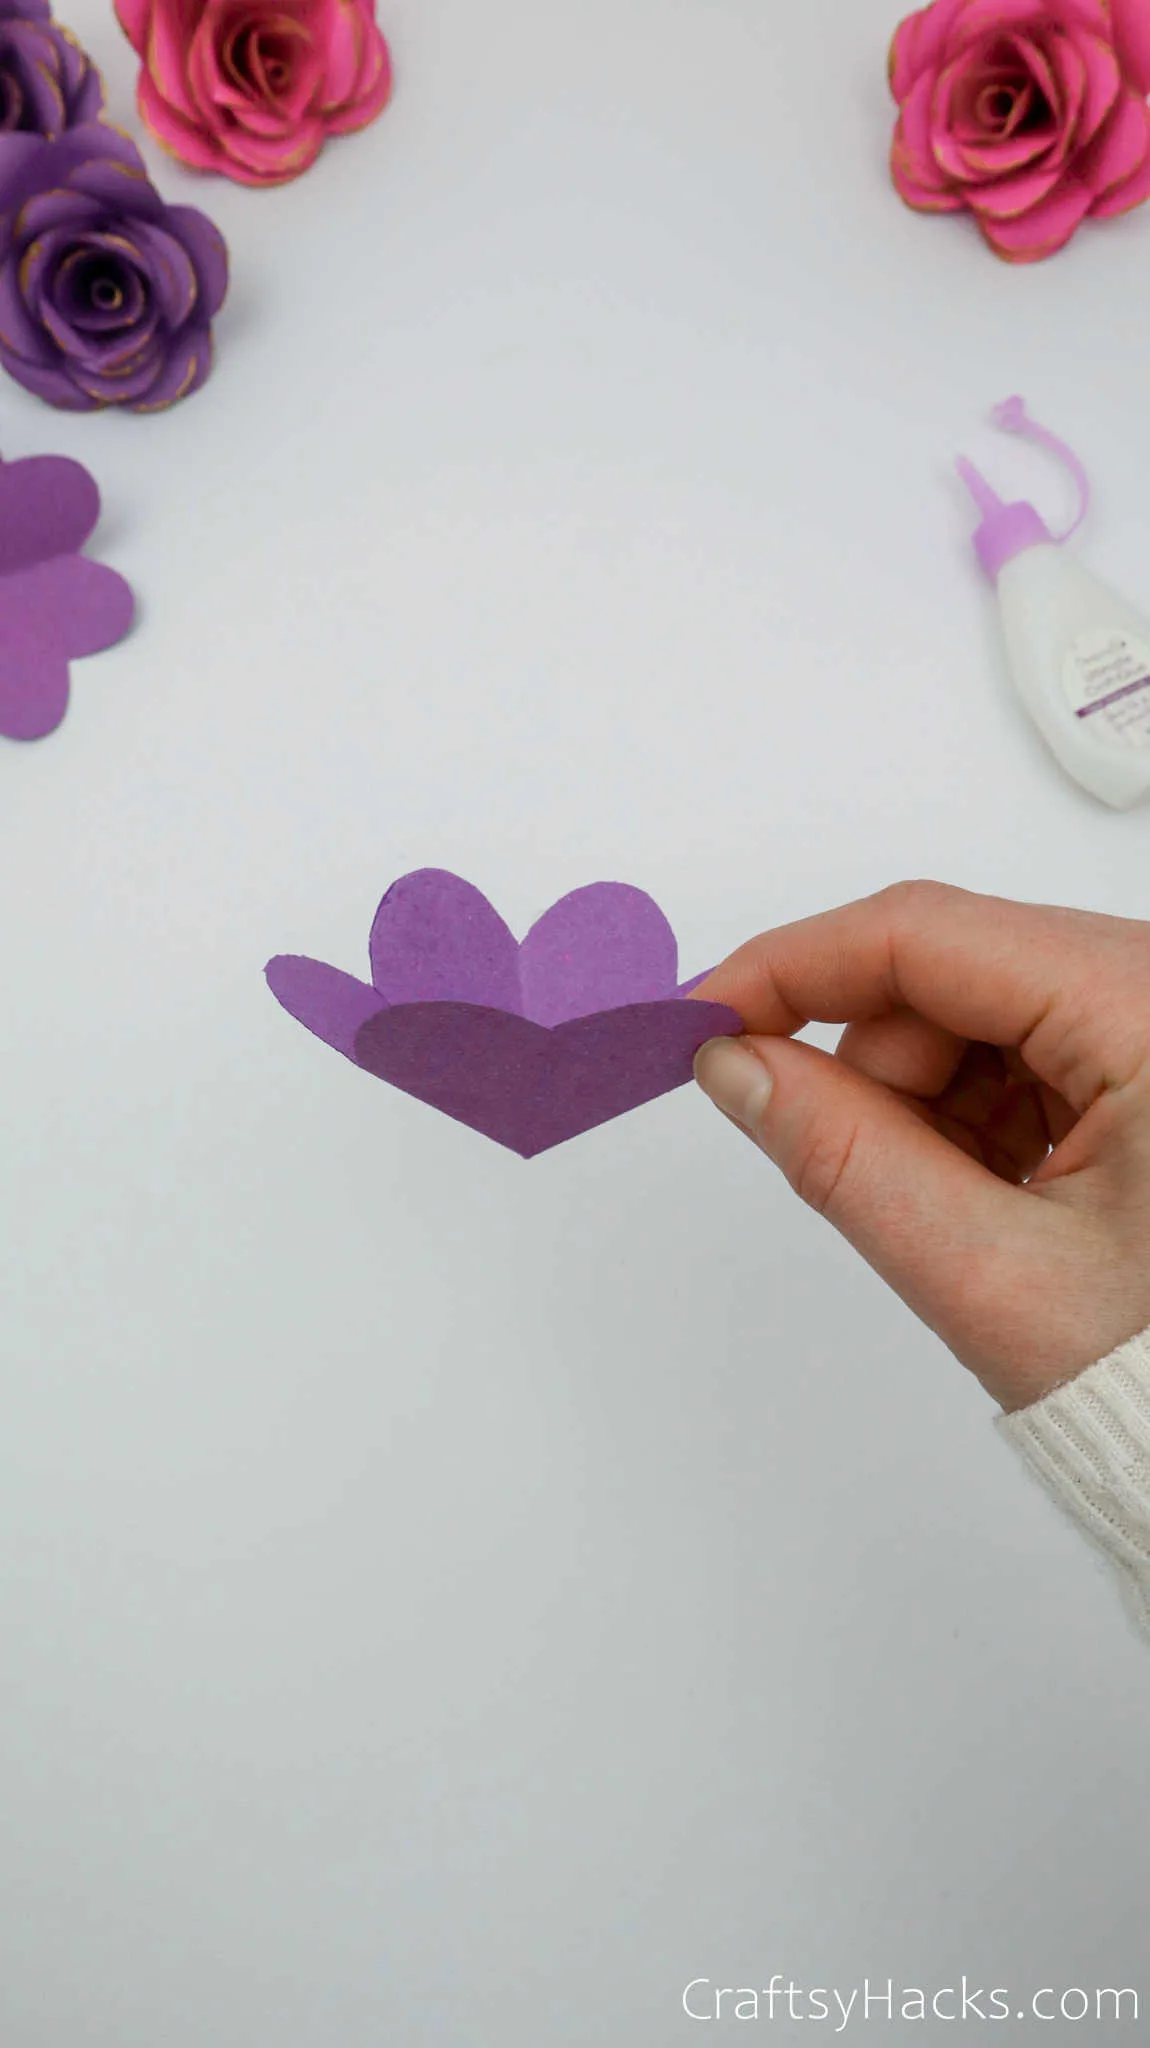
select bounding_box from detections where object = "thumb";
[694,1032,1027,1341]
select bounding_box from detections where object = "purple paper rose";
[0,0,104,138]
[0,122,227,410]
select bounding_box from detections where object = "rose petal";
[978,174,1093,257]
[1073,30,1122,143]
[145,0,201,123]
[1,349,96,407]
[137,68,226,171]
[54,122,147,176]
[891,147,966,210]
[114,0,153,58]
[953,0,1105,38]
[895,66,951,188]
[1090,136,1150,215]
[68,155,165,218]
[317,0,365,111]
[70,61,107,127]
[892,113,965,211]
[1078,86,1150,195]
[218,112,324,181]
[968,157,1067,217]
[16,222,75,309]
[0,131,49,241]
[0,256,44,358]
[131,323,212,410]
[1045,28,1087,144]
[3,22,67,134]
[325,20,391,133]
[1110,0,1150,97]
[889,0,968,103]
[955,127,1056,176]
[14,188,104,242]
[125,220,200,326]
[163,205,228,318]
[70,343,169,404]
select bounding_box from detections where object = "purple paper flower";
[266,870,743,1158]
[0,451,133,739]
[0,122,227,410]
[0,0,104,139]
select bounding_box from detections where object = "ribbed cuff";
[997,1328,1150,1641]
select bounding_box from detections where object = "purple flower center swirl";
[0,121,228,410]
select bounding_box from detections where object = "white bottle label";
[1062,627,1150,748]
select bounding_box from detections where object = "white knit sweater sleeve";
[998,1326,1150,1640]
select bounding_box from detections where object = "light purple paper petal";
[0,555,133,663]
[0,456,98,573]
[265,955,387,1061]
[352,999,743,1157]
[368,869,523,1010]
[48,556,134,657]
[0,455,134,741]
[519,882,679,1026]
[0,645,68,739]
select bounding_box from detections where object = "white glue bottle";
[957,397,1150,810]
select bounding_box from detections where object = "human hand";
[692,883,1150,1413]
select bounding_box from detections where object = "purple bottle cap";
[957,397,1090,581]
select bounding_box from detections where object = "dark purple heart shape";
[352,998,742,1157]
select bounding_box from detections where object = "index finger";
[693,881,1149,1108]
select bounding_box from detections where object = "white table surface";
[2,1,1147,2042]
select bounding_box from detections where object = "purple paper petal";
[66,156,164,217]
[519,882,679,1026]
[0,457,133,740]
[164,205,229,319]
[72,344,169,408]
[0,352,94,407]
[0,455,99,574]
[52,123,146,179]
[125,220,200,327]
[32,556,134,658]
[12,190,105,241]
[128,326,211,412]
[265,955,387,1061]
[0,558,132,727]
[0,130,46,201]
[352,998,743,1157]
[0,644,68,740]
[0,258,45,359]
[368,869,523,1010]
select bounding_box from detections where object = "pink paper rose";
[115,0,392,187]
[889,0,1150,259]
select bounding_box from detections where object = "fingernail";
[694,1037,773,1135]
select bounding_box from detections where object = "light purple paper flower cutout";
[266,870,743,1157]
[0,452,133,738]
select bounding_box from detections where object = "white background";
[1,0,1147,2041]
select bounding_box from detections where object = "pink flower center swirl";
[219,11,312,108]
[955,37,1055,146]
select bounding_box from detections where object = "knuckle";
[788,1120,864,1219]
[875,877,954,917]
